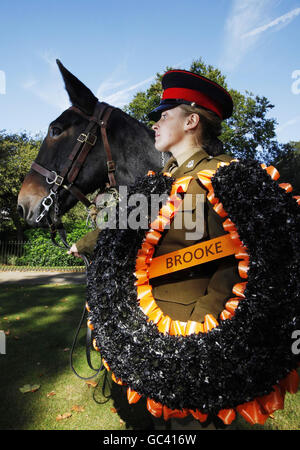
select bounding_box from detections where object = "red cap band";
[162,87,223,119]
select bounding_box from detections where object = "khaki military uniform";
[152,147,240,322]
[76,147,240,429]
[76,147,240,323]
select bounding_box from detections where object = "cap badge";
[186,160,194,168]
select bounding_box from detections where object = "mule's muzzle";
[17,198,46,227]
[17,171,50,227]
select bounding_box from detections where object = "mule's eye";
[49,126,62,138]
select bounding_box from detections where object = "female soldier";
[68,69,241,429]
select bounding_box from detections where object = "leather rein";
[30,101,119,381]
[30,101,117,249]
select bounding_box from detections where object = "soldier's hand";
[67,244,82,258]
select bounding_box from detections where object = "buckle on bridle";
[55,174,64,186]
[107,160,115,173]
[46,171,64,186]
[36,189,56,223]
[77,132,97,146]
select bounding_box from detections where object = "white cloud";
[276,115,300,143]
[242,7,300,38]
[95,53,155,107]
[22,51,154,112]
[22,51,69,110]
[96,79,128,99]
[39,50,59,72]
[21,79,38,89]
[291,69,300,94]
[95,57,130,103]
[97,57,191,107]
[277,115,300,133]
[220,0,270,71]
[220,1,300,72]
[102,75,155,107]
[23,78,69,111]
[27,84,69,110]
[22,50,186,114]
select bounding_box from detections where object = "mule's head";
[18,61,115,227]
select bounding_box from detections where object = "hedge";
[15,221,90,267]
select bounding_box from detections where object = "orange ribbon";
[149,234,236,279]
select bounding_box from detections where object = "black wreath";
[86,160,300,414]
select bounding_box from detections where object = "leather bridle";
[30,101,117,248]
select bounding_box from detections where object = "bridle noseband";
[30,101,117,248]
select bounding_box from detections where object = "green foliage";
[276,141,300,195]
[0,130,41,236]
[223,91,294,163]
[15,221,88,266]
[289,141,300,153]
[125,57,293,164]
[0,128,95,245]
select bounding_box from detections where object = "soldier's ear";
[184,113,200,131]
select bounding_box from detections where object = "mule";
[18,60,164,231]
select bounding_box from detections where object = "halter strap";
[100,107,116,188]
[31,101,117,211]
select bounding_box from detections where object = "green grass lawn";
[0,283,299,430]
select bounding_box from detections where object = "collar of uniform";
[172,147,210,177]
[162,156,178,173]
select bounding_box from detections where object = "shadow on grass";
[0,283,154,430]
[1,283,298,430]
[0,283,84,429]
[0,271,85,286]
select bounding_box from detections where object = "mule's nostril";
[17,205,25,218]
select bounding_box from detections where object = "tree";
[125,58,293,164]
[0,131,41,239]
[0,130,95,241]
[276,141,300,195]
[288,141,300,152]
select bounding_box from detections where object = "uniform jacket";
[76,147,241,323]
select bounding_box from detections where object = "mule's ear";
[56,59,98,115]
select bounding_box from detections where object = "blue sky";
[0,0,300,144]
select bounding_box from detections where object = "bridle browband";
[30,101,117,248]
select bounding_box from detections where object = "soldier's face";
[152,106,186,153]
